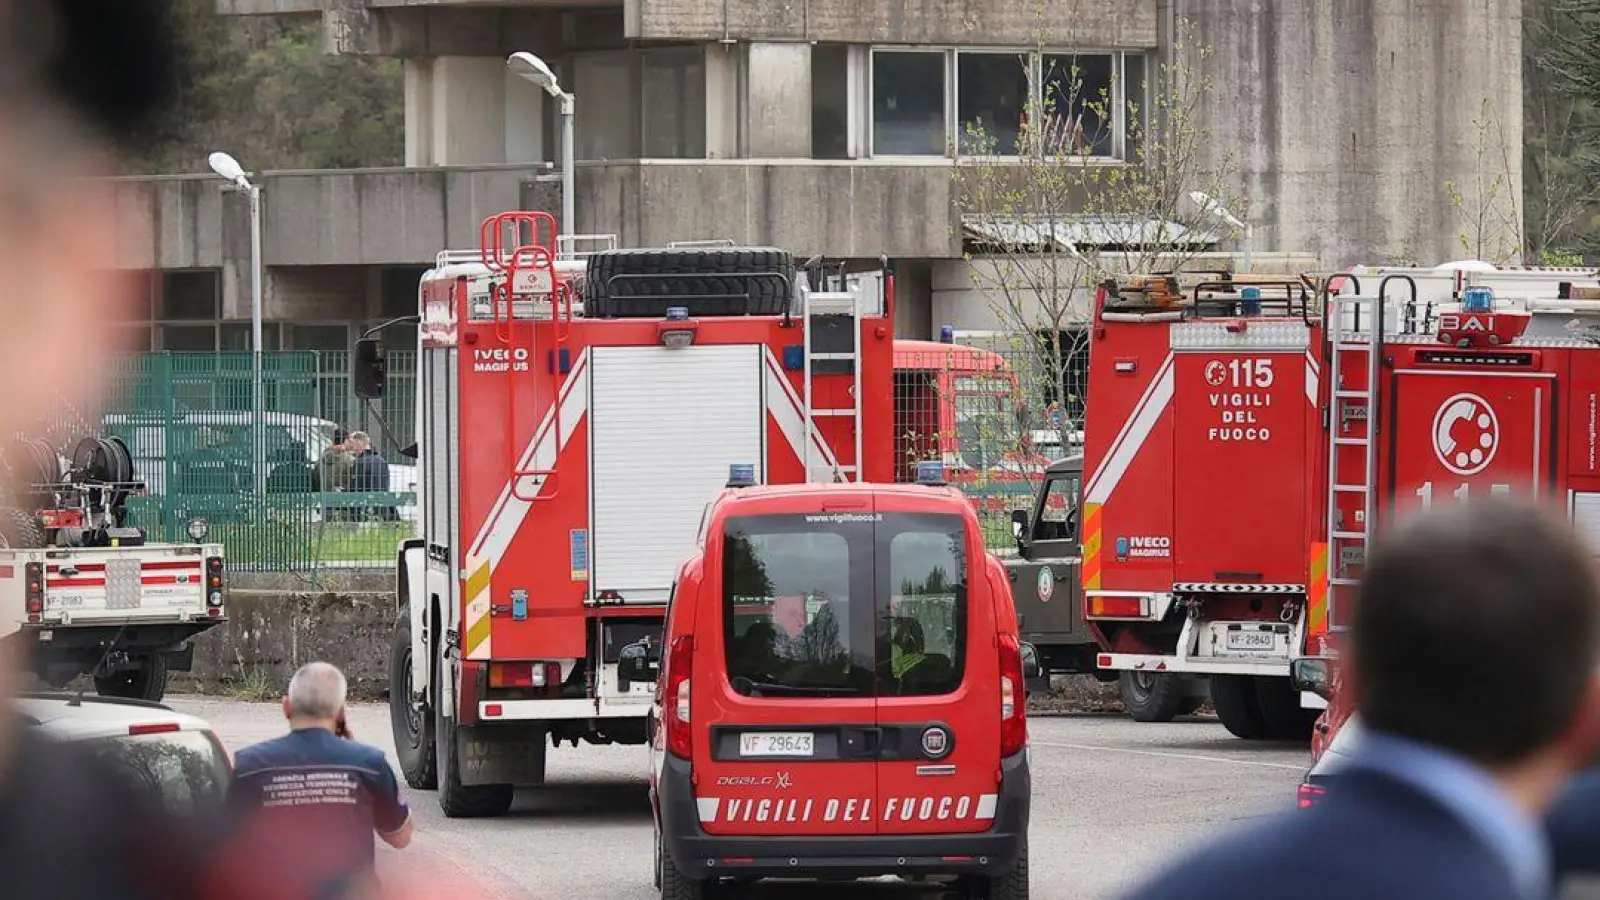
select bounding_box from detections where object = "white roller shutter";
[590,344,764,599]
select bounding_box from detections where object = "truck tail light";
[24,562,43,618]
[665,634,694,760]
[1297,782,1326,809]
[490,661,561,689]
[998,633,1027,757]
[1087,595,1146,618]
[205,557,224,608]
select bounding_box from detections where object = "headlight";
[186,517,210,542]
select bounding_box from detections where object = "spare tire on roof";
[584,247,795,318]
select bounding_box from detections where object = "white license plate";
[1226,630,1280,652]
[739,732,814,757]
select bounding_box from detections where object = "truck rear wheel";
[1118,671,1186,723]
[389,613,437,790]
[1210,674,1271,740]
[434,651,514,818]
[94,653,168,702]
[0,506,46,549]
[1253,675,1319,742]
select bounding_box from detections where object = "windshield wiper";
[732,678,862,697]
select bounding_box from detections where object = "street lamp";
[1190,190,1253,271]
[207,150,265,496]
[508,51,576,250]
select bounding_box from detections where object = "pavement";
[170,697,1311,900]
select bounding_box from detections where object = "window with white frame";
[869,48,1147,159]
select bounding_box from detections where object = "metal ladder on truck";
[1323,274,1417,632]
[800,264,866,483]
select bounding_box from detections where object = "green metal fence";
[97,351,418,572]
[73,337,1075,571]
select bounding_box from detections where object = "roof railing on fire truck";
[555,233,619,259]
[1097,271,1317,322]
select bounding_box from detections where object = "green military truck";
[1006,454,1204,720]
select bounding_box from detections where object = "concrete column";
[504,67,548,163]
[429,57,509,166]
[743,43,811,158]
[404,59,435,167]
[704,43,740,159]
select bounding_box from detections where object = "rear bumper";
[1097,652,1291,677]
[657,751,1030,880]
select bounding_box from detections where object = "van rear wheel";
[657,828,709,900]
[968,842,1028,899]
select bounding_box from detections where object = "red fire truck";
[366,213,899,816]
[1079,262,1600,741]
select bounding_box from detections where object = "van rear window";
[720,512,968,699]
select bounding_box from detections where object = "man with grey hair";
[225,662,414,898]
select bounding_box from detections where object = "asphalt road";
[170,697,1310,900]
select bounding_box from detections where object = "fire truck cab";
[1082,262,1600,742]
[649,461,1031,900]
[374,213,899,817]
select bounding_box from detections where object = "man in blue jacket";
[1122,499,1600,900]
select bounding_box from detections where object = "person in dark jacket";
[346,431,395,521]
[1121,499,1600,900]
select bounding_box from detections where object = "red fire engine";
[371,212,899,816]
[1079,262,1600,742]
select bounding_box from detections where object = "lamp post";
[1190,190,1253,271]
[508,51,576,250]
[207,151,265,496]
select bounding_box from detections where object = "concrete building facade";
[104,0,1522,352]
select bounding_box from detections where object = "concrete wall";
[625,0,1157,46]
[1182,0,1524,269]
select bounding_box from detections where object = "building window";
[640,47,706,159]
[956,52,1029,155]
[572,52,636,160]
[1041,53,1115,157]
[870,48,1145,160]
[160,270,221,320]
[160,325,217,352]
[290,324,351,354]
[220,322,282,352]
[812,43,853,159]
[871,51,947,156]
[379,267,426,319]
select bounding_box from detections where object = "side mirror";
[353,338,387,399]
[1010,508,1029,542]
[1289,658,1332,700]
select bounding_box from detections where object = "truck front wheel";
[389,613,437,790]
[94,653,168,702]
[1118,671,1186,723]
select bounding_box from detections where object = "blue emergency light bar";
[1239,286,1262,316]
[1462,287,1494,312]
[727,463,757,488]
[916,461,947,486]
[665,306,690,321]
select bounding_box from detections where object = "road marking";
[1031,740,1308,771]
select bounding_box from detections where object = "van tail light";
[665,635,695,760]
[24,562,43,618]
[206,557,224,608]
[1297,782,1326,809]
[998,633,1027,757]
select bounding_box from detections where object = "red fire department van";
[648,461,1032,900]
[1080,263,1600,742]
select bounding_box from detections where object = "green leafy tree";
[1528,0,1600,262]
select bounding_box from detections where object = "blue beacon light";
[727,463,757,488]
[916,461,947,486]
[1462,287,1494,313]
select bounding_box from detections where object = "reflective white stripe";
[1304,350,1320,407]
[1085,354,1175,505]
[467,350,592,565]
[763,348,840,477]
[974,794,999,819]
[696,798,721,822]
